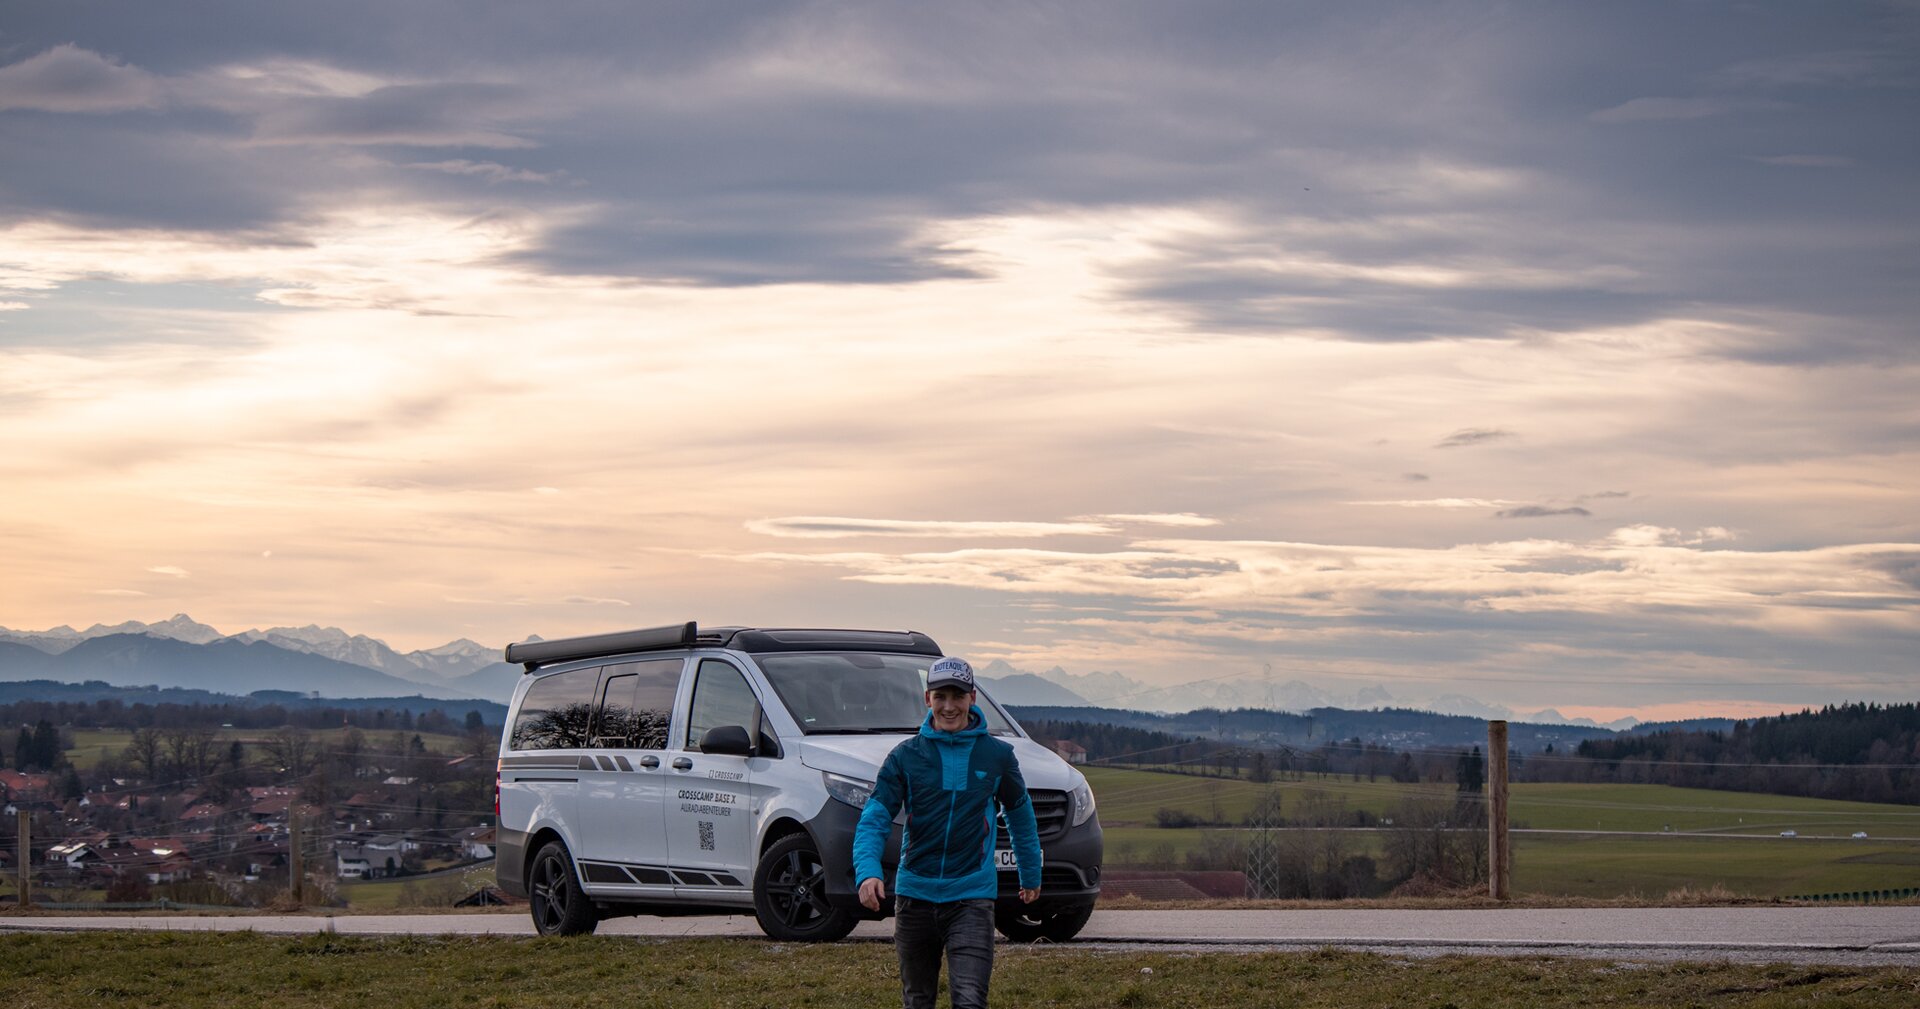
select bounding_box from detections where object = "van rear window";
[758,652,1014,735]
[511,666,600,749]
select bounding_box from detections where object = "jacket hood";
[918,705,989,741]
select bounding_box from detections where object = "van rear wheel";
[995,901,1094,943]
[528,840,599,936]
[753,833,858,942]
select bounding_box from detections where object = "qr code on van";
[699,820,715,851]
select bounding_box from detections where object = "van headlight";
[823,772,875,809]
[1070,778,1096,826]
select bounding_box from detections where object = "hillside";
[1010,703,1618,752]
[0,634,483,701]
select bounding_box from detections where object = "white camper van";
[493,623,1103,942]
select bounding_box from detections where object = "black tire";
[527,840,599,936]
[994,900,1095,943]
[753,832,859,942]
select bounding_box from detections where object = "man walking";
[853,656,1043,1009]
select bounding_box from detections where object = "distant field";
[1088,766,1920,899]
[1101,825,1917,899]
[1084,766,1445,825]
[1513,833,1920,899]
[1082,766,1920,837]
[1508,783,1920,836]
[339,863,497,909]
[61,726,478,771]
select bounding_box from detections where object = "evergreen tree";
[1456,746,1485,793]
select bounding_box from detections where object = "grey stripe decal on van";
[579,860,743,887]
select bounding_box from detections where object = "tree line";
[1,698,496,773]
[1033,700,1919,806]
[1547,701,1920,804]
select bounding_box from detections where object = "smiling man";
[853,656,1043,1009]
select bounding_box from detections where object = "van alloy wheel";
[752,833,857,942]
[528,840,599,936]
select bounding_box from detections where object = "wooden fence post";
[1488,720,1510,900]
[288,811,303,905]
[15,809,29,908]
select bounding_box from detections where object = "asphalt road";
[6,907,1919,966]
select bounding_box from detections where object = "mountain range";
[0,615,517,702]
[0,615,1637,727]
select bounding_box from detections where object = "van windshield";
[756,652,1016,735]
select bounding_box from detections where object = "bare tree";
[164,727,222,781]
[262,727,319,778]
[123,728,164,782]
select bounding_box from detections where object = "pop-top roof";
[504,622,942,670]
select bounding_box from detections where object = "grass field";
[1083,767,1920,837]
[1089,767,1920,899]
[1512,833,1920,899]
[338,864,497,909]
[3,931,1914,1008]
[62,727,479,771]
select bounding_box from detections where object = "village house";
[0,770,53,805]
[1050,739,1088,765]
[456,826,495,860]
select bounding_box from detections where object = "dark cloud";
[1403,472,1429,482]
[1494,505,1594,519]
[1435,428,1513,449]
[1868,552,1920,593]
[1,2,1915,357]
[0,43,162,112]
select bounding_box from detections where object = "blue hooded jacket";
[852,706,1043,902]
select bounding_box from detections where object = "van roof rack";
[505,622,942,670]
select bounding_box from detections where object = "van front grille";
[997,788,1070,845]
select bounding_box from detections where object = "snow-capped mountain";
[228,624,442,685]
[0,616,500,694]
[406,638,500,679]
[0,613,225,653]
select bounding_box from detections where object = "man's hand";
[1018,887,1040,904]
[858,877,886,911]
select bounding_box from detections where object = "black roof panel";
[506,622,941,670]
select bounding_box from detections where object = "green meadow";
[1082,766,1920,837]
[1085,767,1920,900]
[60,726,478,771]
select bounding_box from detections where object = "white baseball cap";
[926,656,975,692]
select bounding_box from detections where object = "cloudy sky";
[2,2,1915,721]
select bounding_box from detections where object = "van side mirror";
[700,724,754,756]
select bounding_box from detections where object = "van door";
[573,657,685,894]
[666,658,763,895]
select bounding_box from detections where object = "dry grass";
[6,932,1920,1009]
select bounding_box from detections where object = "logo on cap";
[927,656,974,690]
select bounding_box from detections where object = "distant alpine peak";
[78,613,225,644]
[420,638,490,657]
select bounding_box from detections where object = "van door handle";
[639,755,660,769]
[672,757,693,771]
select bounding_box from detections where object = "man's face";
[926,685,974,732]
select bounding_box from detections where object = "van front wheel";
[753,833,858,942]
[528,840,599,936]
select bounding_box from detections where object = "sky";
[1,2,1916,723]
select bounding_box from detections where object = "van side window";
[685,660,759,752]
[510,666,601,750]
[593,658,681,749]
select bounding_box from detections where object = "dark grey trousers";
[893,895,995,1009]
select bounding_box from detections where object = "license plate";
[994,849,1018,870]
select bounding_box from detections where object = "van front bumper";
[814,803,1103,916]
